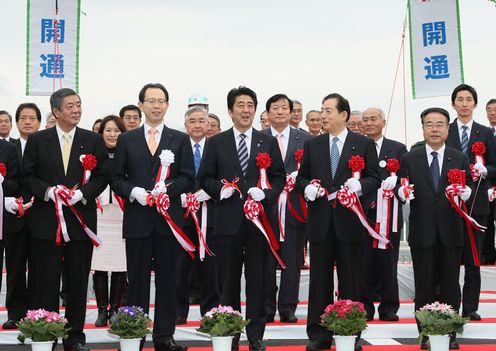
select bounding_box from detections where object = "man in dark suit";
[295,93,380,351]
[112,83,194,351]
[2,103,41,329]
[481,98,496,265]
[175,106,220,324]
[445,84,496,321]
[0,111,15,142]
[360,107,407,322]
[23,88,108,351]
[397,107,472,349]
[199,86,286,351]
[262,94,311,323]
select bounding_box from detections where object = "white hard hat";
[187,94,209,106]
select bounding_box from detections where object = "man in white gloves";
[112,83,194,351]
[397,107,473,350]
[446,84,496,322]
[295,94,380,351]
[175,106,219,326]
[199,87,285,351]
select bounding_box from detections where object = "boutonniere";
[471,142,486,164]
[0,162,6,178]
[157,149,175,182]
[294,149,304,171]
[256,152,272,189]
[348,155,365,179]
[386,158,400,176]
[80,154,97,184]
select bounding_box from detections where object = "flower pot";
[428,334,450,351]
[333,335,357,351]
[119,337,142,351]
[30,341,54,351]
[211,335,234,351]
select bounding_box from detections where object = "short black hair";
[119,104,142,119]
[420,107,450,125]
[451,84,478,105]
[138,83,169,103]
[227,86,258,111]
[50,88,80,115]
[15,103,42,122]
[0,110,12,123]
[265,94,293,113]
[486,99,496,108]
[322,93,351,121]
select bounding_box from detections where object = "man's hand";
[383,175,398,190]
[4,197,18,214]
[195,189,211,202]
[304,184,324,202]
[67,190,84,206]
[460,186,472,202]
[130,187,149,206]
[180,193,187,208]
[398,185,415,202]
[473,163,488,178]
[248,187,265,201]
[220,187,235,201]
[345,178,362,193]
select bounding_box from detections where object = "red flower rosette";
[348,155,365,179]
[472,142,486,165]
[447,168,466,186]
[386,159,400,176]
[80,154,97,185]
[294,149,304,170]
[0,162,6,177]
[256,152,272,189]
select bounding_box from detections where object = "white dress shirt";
[233,127,253,159]
[425,143,446,177]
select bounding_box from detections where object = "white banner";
[26,0,80,96]
[408,0,464,99]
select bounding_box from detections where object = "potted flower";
[17,309,69,351]
[320,300,367,351]
[108,306,152,351]
[415,302,468,351]
[197,305,250,351]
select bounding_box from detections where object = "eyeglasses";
[346,122,363,128]
[144,98,167,105]
[423,122,447,129]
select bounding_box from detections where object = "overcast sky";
[1,0,495,147]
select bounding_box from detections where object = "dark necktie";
[461,125,468,154]
[430,151,440,192]
[330,137,340,177]
[238,134,248,175]
[194,143,201,176]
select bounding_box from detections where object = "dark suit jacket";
[396,145,472,248]
[4,138,27,233]
[23,127,108,240]
[366,137,408,229]
[262,127,312,228]
[0,138,19,198]
[111,125,195,239]
[446,120,496,215]
[198,127,286,236]
[295,131,380,243]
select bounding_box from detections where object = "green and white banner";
[26,0,80,96]
[408,0,464,99]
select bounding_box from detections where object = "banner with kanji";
[26,0,80,96]
[408,0,464,99]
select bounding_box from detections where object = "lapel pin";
[476,130,480,134]
[447,157,451,161]
[80,145,84,149]
[352,146,356,150]
[379,160,387,168]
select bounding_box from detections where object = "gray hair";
[45,112,54,123]
[50,88,80,115]
[184,106,208,120]
[350,110,362,116]
[292,99,302,106]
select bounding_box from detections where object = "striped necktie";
[238,134,248,175]
[460,125,468,154]
[330,136,340,178]
[194,143,201,176]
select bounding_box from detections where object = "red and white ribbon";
[0,176,4,240]
[221,178,243,199]
[15,196,34,218]
[244,196,286,269]
[277,175,293,241]
[184,193,213,261]
[154,192,196,258]
[155,149,174,183]
[114,194,125,211]
[489,186,496,202]
[400,178,414,201]
[374,179,399,250]
[53,185,102,247]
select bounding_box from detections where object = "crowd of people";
[0,83,496,351]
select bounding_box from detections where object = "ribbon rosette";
[244,196,286,268]
[348,155,365,179]
[256,153,272,189]
[470,142,486,181]
[0,162,5,239]
[294,148,304,171]
[156,149,175,183]
[445,168,485,267]
[184,193,213,261]
[80,154,97,184]
[0,163,6,178]
[154,192,196,258]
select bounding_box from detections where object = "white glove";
[473,163,488,178]
[68,189,83,206]
[304,184,324,202]
[47,187,56,202]
[0,173,4,184]
[289,171,298,182]
[130,187,149,206]
[4,197,18,214]
[345,178,362,193]
[248,187,266,201]
[220,186,235,200]
[180,193,187,208]
[152,181,167,196]
[398,185,415,202]
[489,188,496,202]
[383,175,398,190]
[195,189,211,202]
[460,186,472,202]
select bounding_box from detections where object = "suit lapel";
[449,121,462,150]
[334,133,356,181]
[415,147,437,194]
[285,128,298,167]
[47,127,65,180]
[66,127,85,181]
[439,148,454,192]
[316,134,333,185]
[248,129,264,178]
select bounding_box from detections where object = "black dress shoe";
[249,340,266,351]
[379,314,399,321]
[155,338,188,351]
[175,316,187,325]
[463,312,481,321]
[306,340,332,351]
[64,343,90,351]
[280,311,298,323]
[420,342,428,350]
[449,334,460,349]
[231,340,239,351]
[2,319,18,329]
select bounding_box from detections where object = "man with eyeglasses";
[112,83,194,351]
[346,110,364,135]
[446,84,496,322]
[397,107,472,350]
[119,104,142,131]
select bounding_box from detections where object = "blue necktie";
[330,137,340,178]
[430,151,440,192]
[238,134,248,175]
[194,143,201,176]
[461,125,469,154]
